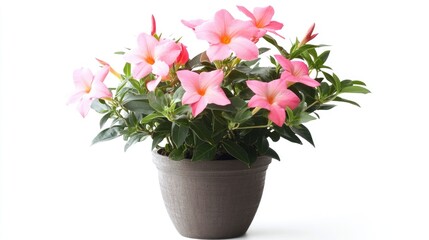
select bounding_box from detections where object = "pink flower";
[68,66,112,117]
[177,69,231,117]
[124,33,181,91]
[237,5,284,39]
[275,54,320,87]
[194,9,259,61]
[300,23,318,46]
[247,79,300,126]
[176,42,189,65]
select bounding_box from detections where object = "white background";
[1,0,428,239]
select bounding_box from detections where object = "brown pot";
[152,151,272,239]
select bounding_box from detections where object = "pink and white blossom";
[237,5,284,39]
[68,66,112,117]
[194,9,259,61]
[177,69,231,117]
[124,33,181,91]
[275,54,320,87]
[246,79,300,126]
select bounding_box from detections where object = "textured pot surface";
[152,151,272,239]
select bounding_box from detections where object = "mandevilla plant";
[68,5,369,166]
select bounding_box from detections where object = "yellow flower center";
[146,56,155,65]
[220,35,231,44]
[198,88,206,96]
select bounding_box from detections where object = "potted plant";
[68,5,369,239]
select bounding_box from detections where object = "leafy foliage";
[74,6,369,166]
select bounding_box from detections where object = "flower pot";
[152,151,272,239]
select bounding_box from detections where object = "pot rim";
[152,150,272,174]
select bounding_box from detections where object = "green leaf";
[258,47,270,55]
[123,63,131,77]
[222,140,250,165]
[263,35,289,57]
[148,91,167,113]
[128,79,141,92]
[171,123,189,147]
[123,99,153,114]
[124,132,148,151]
[292,124,315,146]
[190,120,213,143]
[322,71,341,92]
[299,112,317,124]
[341,86,371,94]
[192,142,216,161]
[99,112,111,128]
[206,103,235,112]
[352,80,366,86]
[151,134,165,150]
[92,126,123,145]
[256,137,269,155]
[234,108,252,124]
[318,104,336,110]
[173,105,190,115]
[265,148,280,161]
[273,125,302,144]
[91,99,110,113]
[230,96,247,109]
[333,96,361,107]
[314,50,330,68]
[172,87,185,104]
[141,112,164,124]
[169,146,186,160]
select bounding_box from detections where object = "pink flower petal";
[265,21,284,31]
[151,60,169,77]
[236,6,256,22]
[146,76,162,92]
[90,79,112,99]
[268,105,286,126]
[204,88,230,106]
[137,33,158,55]
[132,62,152,79]
[253,6,275,27]
[182,91,201,105]
[177,70,199,92]
[227,20,256,39]
[228,37,258,60]
[155,40,181,64]
[67,91,85,105]
[195,22,221,44]
[246,80,268,96]
[248,95,271,110]
[206,44,231,61]
[73,68,93,90]
[191,97,208,117]
[283,90,300,110]
[296,76,320,87]
[123,48,144,64]
[291,61,310,76]
[181,19,206,30]
[199,70,224,89]
[93,66,109,83]
[77,96,92,118]
[274,54,293,72]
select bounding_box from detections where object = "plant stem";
[234,124,270,130]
